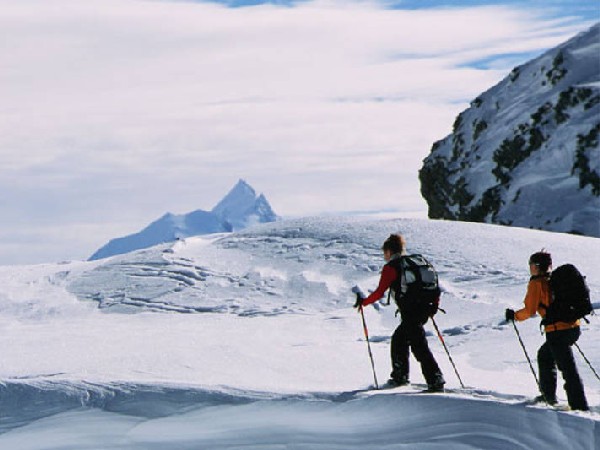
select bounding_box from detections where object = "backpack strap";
[533,274,550,312]
[385,256,404,306]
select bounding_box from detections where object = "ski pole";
[430,316,465,388]
[359,304,379,389]
[574,342,600,382]
[510,320,549,405]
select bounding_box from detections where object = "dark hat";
[529,251,552,271]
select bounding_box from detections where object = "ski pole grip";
[352,285,366,308]
[354,293,363,309]
[352,285,366,299]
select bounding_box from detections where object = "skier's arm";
[362,265,396,306]
[515,280,541,321]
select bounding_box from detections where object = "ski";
[521,397,571,411]
[356,384,576,412]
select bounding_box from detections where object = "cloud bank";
[0,0,593,264]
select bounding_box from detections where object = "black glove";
[353,293,364,309]
[351,285,366,309]
[505,308,515,322]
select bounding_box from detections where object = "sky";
[1,0,598,265]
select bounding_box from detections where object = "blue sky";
[189,0,600,18]
[207,0,600,24]
[0,0,597,264]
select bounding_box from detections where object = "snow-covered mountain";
[88,210,231,261]
[88,179,278,260]
[1,217,598,448]
[211,179,278,231]
[420,24,600,237]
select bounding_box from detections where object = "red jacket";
[362,263,397,306]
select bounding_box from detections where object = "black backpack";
[543,264,593,325]
[387,254,441,324]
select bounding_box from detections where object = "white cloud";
[0,0,593,264]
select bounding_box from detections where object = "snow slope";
[0,217,599,449]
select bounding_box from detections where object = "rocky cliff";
[420,24,600,237]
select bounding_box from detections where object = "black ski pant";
[538,327,589,411]
[390,320,443,386]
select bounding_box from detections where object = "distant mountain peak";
[234,179,255,194]
[212,179,278,231]
[228,179,256,199]
[89,180,278,260]
[212,179,257,216]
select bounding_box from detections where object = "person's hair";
[529,250,552,273]
[382,234,405,255]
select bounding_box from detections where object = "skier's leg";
[407,322,444,388]
[537,340,558,404]
[390,322,410,384]
[548,328,589,411]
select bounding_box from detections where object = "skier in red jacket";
[355,234,445,391]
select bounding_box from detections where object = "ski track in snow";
[1,217,599,449]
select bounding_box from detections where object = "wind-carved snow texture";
[1,217,599,448]
[1,381,597,449]
[67,216,600,360]
[70,221,384,316]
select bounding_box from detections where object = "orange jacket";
[515,275,579,333]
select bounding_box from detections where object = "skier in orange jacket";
[506,251,588,411]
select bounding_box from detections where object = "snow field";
[0,217,599,448]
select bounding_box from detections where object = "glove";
[353,293,364,309]
[352,285,366,309]
[505,308,515,322]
